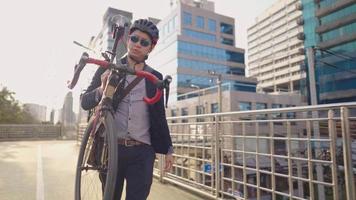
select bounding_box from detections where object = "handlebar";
[68,53,171,105]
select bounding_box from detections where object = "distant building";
[77,103,88,124]
[301,0,356,104]
[50,109,55,124]
[61,92,76,127]
[23,103,47,122]
[150,0,257,104]
[247,0,306,93]
[79,7,134,124]
[91,7,133,59]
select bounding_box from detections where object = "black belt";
[118,138,145,147]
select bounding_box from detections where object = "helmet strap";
[128,54,147,63]
[128,54,147,70]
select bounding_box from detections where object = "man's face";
[127,30,154,61]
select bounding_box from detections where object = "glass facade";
[302,0,319,48]
[153,7,256,103]
[208,19,216,32]
[177,74,256,92]
[178,41,244,63]
[320,0,345,9]
[320,4,356,24]
[196,16,204,29]
[182,28,216,42]
[178,58,245,75]
[321,22,356,41]
[302,0,356,104]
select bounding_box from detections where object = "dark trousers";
[111,144,156,200]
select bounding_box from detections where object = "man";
[81,19,174,200]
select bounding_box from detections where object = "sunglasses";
[129,35,151,47]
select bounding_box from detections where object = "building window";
[239,102,251,111]
[196,16,204,29]
[256,103,267,120]
[221,37,234,46]
[196,105,205,122]
[272,104,283,119]
[286,105,296,119]
[171,109,178,123]
[178,58,244,75]
[181,107,189,123]
[178,41,244,63]
[256,103,267,110]
[208,19,216,32]
[211,103,219,113]
[233,82,256,92]
[183,12,192,25]
[183,28,216,42]
[239,102,252,120]
[220,22,233,34]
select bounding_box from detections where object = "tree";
[0,86,38,124]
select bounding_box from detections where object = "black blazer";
[81,66,173,154]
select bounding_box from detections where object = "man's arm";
[154,70,174,171]
[81,67,106,110]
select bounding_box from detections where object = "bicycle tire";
[75,113,118,200]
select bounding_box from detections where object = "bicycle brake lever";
[163,75,172,108]
[67,52,89,89]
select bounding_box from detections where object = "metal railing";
[153,102,356,200]
[76,102,356,199]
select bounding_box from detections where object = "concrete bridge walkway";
[0,140,203,200]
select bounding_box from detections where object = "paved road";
[0,140,203,200]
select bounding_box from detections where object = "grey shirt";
[96,73,151,145]
[113,74,151,144]
[94,66,173,154]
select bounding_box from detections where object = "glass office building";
[301,0,356,104]
[149,0,257,102]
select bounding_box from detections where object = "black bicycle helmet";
[129,19,159,45]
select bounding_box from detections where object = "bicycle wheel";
[75,113,118,200]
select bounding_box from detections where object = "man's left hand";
[164,154,174,172]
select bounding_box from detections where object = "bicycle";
[68,23,171,200]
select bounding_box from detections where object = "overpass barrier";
[0,124,62,140]
[78,102,356,200]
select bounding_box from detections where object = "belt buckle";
[124,139,134,147]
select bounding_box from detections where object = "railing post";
[340,107,356,200]
[306,119,315,200]
[269,121,276,200]
[243,122,248,200]
[214,114,220,198]
[328,109,339,200]
[312,111,325,200]
[159,154,165,183]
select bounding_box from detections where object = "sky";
[0,0,276,117]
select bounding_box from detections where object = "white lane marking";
[37,145,45,200]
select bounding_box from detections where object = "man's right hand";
[100,70,110,92]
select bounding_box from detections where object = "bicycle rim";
[75,113,118,200]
